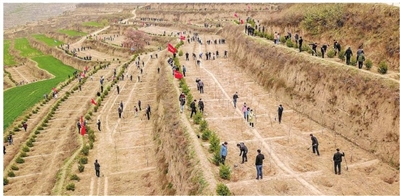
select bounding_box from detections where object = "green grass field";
[32,34,64,47]
[14,38,43,57]
[82,21,104,27]
[4,55,77,130]
[58,29,88,37]
[4,39,16,66]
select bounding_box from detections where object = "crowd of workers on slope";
[175,30,349,179]
[244,18,367,70]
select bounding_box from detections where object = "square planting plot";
[256,122,290,138]
[108,170,160,195]
[11,158,47,176]
[111,148,156,172]
[4,176,37,195]
[113,131,152,148]
[208,119,256,141]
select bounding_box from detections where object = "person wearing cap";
[255,149,265,180]
[310,134,320,156]
[220,142,228,165]
[333,148,345,175]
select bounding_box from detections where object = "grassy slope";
[3,56,76,130]
[14,37,43,57]
[58,29,88,37]
[82,21,104,27]
[32,34,64,46]
[4,39,16,66]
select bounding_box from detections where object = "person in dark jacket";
[198,99,204,113]
[310,134,320,156]
[333,148,345,175]
[237,142,248,164]
[277,104,284,124]
[321,44,328,58]
[309,43,318,56]
[146,104,151,120]
[298,37,303,52]
[357,51,365,69]
[255,149,265,180]
[190,100,197,118]
[232,92,239,108]
[94,159,101,177]
[344,47,353,65]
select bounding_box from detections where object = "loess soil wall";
[220,24,399,167]
[153,56,206,195]
[83,39,131,58]
[27,36,98,71]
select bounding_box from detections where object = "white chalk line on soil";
[104,177,108,196]
[347,159,379,168]
[108,166,156,175]
[9,172,42,179]
[198,44,323,195]
[89,177,94,196]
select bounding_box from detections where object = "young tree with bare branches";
[122,28,150,52]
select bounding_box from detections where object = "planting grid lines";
[174,33,399,195]
[3,61,123,195]
[74,52,163,195]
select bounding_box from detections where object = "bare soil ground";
[3,4,399,196]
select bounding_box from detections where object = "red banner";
[168,43,177,54]
[174,70,183,79]
[180,35,186,41]
[91,99,97,106]
[234,13,238,17]
[240,19,244,24]
[80,116,86,136]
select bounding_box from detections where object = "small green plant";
[89,140,94,149]
[70,174,80,181]
[350,56,357,66]
[199,120,208,132]
[26,140,34,147]
[365,59,373,70]
[279,36,286,44]
[193,112,202,124]
[286,39,294,48]
[13,127,20,132]
[212,151,222,166]
[78,164,85,173]
[4,177,9,185]
[338,50,345,61]
[20,152,27,157]
[327,49,335,58]
[84,114,91,120]
[35,130,40,134]
[8,171,15,177]
[178,50,183,56]
[378,61,388,74]
[66,183,75,191]
[209,132,221,153]
[80,157,88,164]
[11,164,19,171]
[219,164,231,180]
[216,183,231,196]
[202,129,212,141]
[22,146,30,152]
[81,145,89,156]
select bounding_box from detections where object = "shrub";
[365,59,373,70]
[178,50,183,56]
[265,33,274,41]
[209,132,221,153]
[80,157,88,164]
[89,131,96,142]
[37,126,44,130]
[279,36,286,44]
[8,171,15,177]
[66,183,75,191]
[22,146,30,152]
[11,164,19,171]
[13,127,20,132]
[219,165,231,180]
[89,140,94,149]
[338,50,345,61]
[350,56,357,66]
[16,156,25,164]
[193,112,202,124]
[378,61,388,74]
[78,164,85,173]
[81,145,89,156]
[186,94,193,108]
[327,49,335,58]
[212,151,222,166]
[35,130,40,134]
[286,39,294,48]
[20,152,27,157]
[85,114,91,120]
[4,177,9,185]
[26,140,34,147]
[70,174,80,181]
[199,120,208,132]
[216,183,231,196]
[202,129,212,141]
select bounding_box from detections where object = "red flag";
[168,43,177,54]
[234,13,238,17]
[85,66,88,71]
[91,99,97,105]
[81,72,85,78]
[174,70,183,79]
[52,87,57,93]
[80,116,86,136]
[240,19,244,24]
[180,35,185,41]
[248,5,250,9]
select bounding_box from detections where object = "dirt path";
[170,32,399,194]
